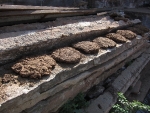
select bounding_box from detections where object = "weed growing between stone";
[59,93,89,113]
[111,93,150,113]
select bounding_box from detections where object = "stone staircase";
[0,14,150,113]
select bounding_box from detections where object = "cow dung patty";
[12,55,56,79]
[51,47,81,64]
[93,37,116,49]
[134,24,149,33]
[127,27,145,35]
[106,33,127,43]
[116,30,137,40]
[73,41,99,54]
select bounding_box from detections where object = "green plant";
[59,93,89,113]
[111,92,150,113]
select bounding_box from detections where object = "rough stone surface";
[131,80,141,94]
[0,19,143,113]
[86,85,105,99]
[116,30,137,40]
[114,17,128,22]
[51,47,81,63]
[85,52,150,113]
[93,37,116,49]
[72,41,99,54]
[19,39,146,113]
[12,55,56,79]
[106,33,127,43]
[0,16,140,65]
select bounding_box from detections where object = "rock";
[131,80,142,94]
[106,33,127,43]
[73,41,99,54]
[86,85,105,99]
[12,55,56,79]
[114,17,128,22]
[93,37,116,49]
[117,30,137,40]
[52,47,81,64]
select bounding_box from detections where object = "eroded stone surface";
[52,47,81,63]
[116,30,137,40]
[114,17,128,22]
[12,55,56,79]
[106,33,127,43]
[93,37,116,49]
[73,41,99,54]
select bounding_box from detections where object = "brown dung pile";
[12,55,56,79]
[52,47,81,64]
[106,33,127,43]
[127,27,145,35]
[116,30,137,40]
[73,41,99,54]
[93,37,116,49]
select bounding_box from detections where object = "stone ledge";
[85,51,150,113]
[21,40,146,113]
[0,16,140,65]
[0,36,146,113]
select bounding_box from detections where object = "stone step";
[85,50,150,113]
[0,34,147,113]
[0,15,141,65]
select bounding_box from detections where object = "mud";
[73,41,99,54]
[12,55,56,79]
[93,37,116,49]
[106,33,127,43]
[52,47,81,64]
[116,30,137,40]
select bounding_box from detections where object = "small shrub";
[59,93,89,113]
[111,93,150,113]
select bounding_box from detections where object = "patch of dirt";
[127,27,145,35]
[106,33,127,43]
[12,55,56,79]
[73,41,99,54]
[116,30,137,40]
[134,24,150,33]
[93,37,116,49]
[52,47,81,64]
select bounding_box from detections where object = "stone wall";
[0,0,150,8]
